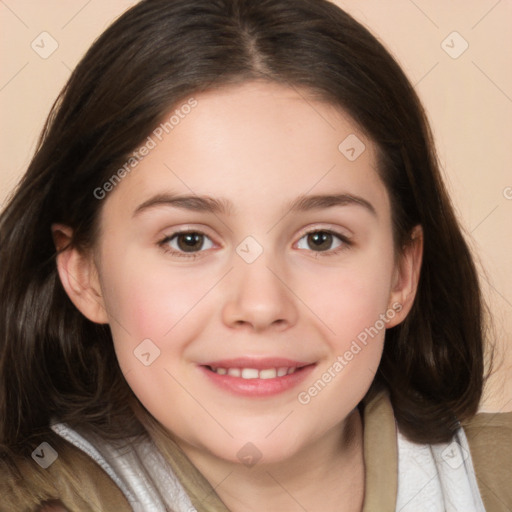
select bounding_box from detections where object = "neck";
[180,408,365,512]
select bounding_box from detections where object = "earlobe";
[52,223,109,324]
[386,225,423,328]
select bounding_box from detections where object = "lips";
[209,367,297,379]
[199,358,316,397]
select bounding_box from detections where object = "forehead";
[102,80,388,219]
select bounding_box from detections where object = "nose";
[221,256,299,333]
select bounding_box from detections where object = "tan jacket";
[1,391,511,511]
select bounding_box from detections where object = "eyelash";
[157,230,212,259]
[157,229,352,258]
[298,230,352,257]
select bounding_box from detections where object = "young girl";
[0,0,510,511]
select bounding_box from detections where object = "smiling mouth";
[199,358,316,396]
[205,365,305,379]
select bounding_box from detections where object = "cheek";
[98,254,214,412]
[99,250,220,341]
[294,258,394,423]
[96,250,226,394]
[303,249,396,343]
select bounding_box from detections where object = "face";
[59,81,420,468]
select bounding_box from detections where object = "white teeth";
[210,366,298,379]
[259,368,277,379]
[241,368,259,379]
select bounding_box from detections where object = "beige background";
[1,0,511,411]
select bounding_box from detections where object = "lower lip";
[199,365,316,397]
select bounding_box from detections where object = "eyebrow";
[287,193,376,216]
[133,192,376,217]
[133,193,232,217]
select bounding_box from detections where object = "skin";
[54,81,422,511]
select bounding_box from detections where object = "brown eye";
[176,233,205,252]
[162,232,214,254]
[307,231,333,251]
[296,230,345,252]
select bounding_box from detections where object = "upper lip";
[201,357,314,370]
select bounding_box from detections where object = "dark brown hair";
[0,0,489,455]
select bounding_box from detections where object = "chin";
[198,429,311,468]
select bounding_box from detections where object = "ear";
[386,225,423,328]
[52,224,109,324]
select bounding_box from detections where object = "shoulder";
[462,410,512,511]
[0,432,131,512]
